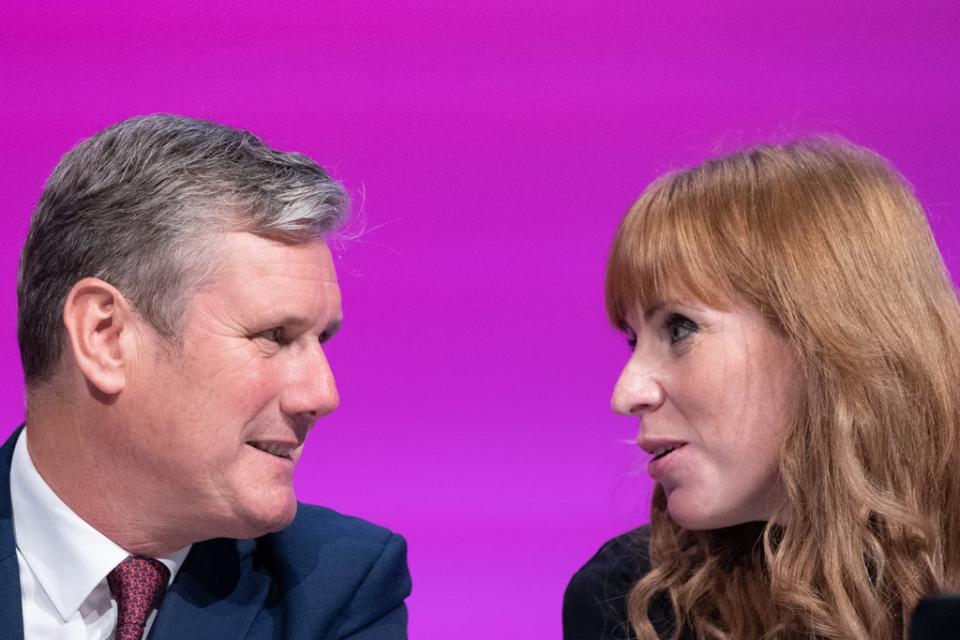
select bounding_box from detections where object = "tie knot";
[107,556,170,640]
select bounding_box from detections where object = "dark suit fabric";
[563,526,684,640]
[0,428,411,639]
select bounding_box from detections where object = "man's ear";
[62,278,138,396]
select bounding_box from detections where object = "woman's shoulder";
[563,526,654,640]
[568,526,654,593]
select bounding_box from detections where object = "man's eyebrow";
[260,315,342,335]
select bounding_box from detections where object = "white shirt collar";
[10,428,191,621]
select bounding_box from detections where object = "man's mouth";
[248,441,294,460]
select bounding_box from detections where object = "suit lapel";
[0,427,26,639]
[148,537,270,640]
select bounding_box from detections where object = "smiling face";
[611,296,801,530]
[120,232,342,541]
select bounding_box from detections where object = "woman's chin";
[666,495,731,531]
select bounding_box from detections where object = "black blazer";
[0,427,411,639]
[563,526,682,640]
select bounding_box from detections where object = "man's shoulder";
[278,502,396,542]
[271,502,400,548]
[243,504,410,638]
[260,503,407,588]
[258,503,407,580]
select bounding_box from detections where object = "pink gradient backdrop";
[2,2,958,637]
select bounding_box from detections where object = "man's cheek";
[226,367,279,424]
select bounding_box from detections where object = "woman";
[563,139,960,639]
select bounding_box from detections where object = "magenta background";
[2,2,958,637]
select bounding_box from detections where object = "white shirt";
[10,429,191,639]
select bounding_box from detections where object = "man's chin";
[226,498,299,539]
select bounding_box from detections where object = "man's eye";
[258,327,288,345]
[665,313,698,344]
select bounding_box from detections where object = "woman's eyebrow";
[643,302,665,320]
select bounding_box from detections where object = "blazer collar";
[148,536,270,640]
[0,426,26,639]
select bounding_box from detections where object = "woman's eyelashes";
[624,312,700,351]
[664,313,698,344]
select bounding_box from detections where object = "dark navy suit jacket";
[0,428,411,639]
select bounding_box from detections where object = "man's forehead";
[193,232,336,290]
[191,232,341,319]
[215,231,335,269]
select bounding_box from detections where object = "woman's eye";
[665,313,698,344]
[625,330,638,350]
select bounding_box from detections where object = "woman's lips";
[647,443,687,480]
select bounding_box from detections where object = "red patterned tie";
[107,556,170,640]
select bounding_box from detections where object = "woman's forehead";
[607,263,734,324]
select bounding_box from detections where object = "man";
[0,115,411,639]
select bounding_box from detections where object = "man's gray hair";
[18,114,349,385]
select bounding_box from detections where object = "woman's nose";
[611,357,664,416]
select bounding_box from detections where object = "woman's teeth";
[653,446,677,460]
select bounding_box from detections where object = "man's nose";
[282,344,340,422]
[611,356,664,416]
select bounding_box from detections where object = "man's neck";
[25,398,196,556]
